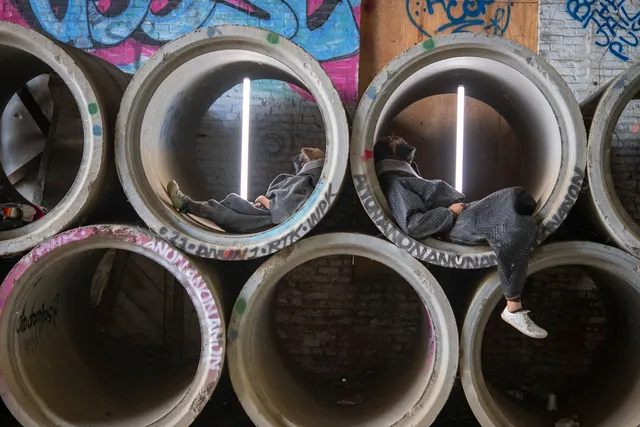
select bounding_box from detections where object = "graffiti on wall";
[567,0,640,61]
[0,0,360,102]
[406,0,511,38]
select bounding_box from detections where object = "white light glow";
[240,77,251,199]
[455,85,465,193]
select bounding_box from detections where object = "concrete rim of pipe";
[460,241,640,427]
[116,25,349,261]
[228,232,458,427]
[351,33,586,269]
[585,66,640,257]
[0,23,123,256]
[0,225,225,427]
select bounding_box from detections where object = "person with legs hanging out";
[374,136,547,339]
[167,147,325,233]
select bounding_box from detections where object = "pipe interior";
[250,255,432,426]
[0,46,84,213]
[481,265,640,426]
[195,80,325,204]
[609,98,640,228]
[140,51,326,232]
[376,56,562,209]
[8,248,201,425]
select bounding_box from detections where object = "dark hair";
[374,136,406,161]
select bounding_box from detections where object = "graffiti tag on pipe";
[157,183,338,260]
[537,165,584,241]
[15,293,59,335]
[143,238,223,372]
[353,174,497,268]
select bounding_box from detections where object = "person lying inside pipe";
[166,147,325,233]
[375,136,547,339]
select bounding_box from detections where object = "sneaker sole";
[500,312,548,339]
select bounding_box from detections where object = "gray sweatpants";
[448,188,537,302]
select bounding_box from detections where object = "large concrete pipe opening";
[351,34,586,268]
[117,26,349,260]
[581,65,640,256]
[0,23,128,256]
[0,225,225,426]
[461,242,640,427]
[228,233,458,426]
[196,79,325,204]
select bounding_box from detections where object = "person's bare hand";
[449,203,465,216]
[254,196,270,210]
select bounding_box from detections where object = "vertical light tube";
[455,85,465,193]
[240,77,251,199]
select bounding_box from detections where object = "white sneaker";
[501,307,548,339]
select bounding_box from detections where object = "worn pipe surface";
[0,23,128,256]
[351,34,587,269]
[461,241,640,426]
[116,26,349,261]
[0,225,225,426]
[228,232,458,427]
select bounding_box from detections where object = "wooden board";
[359,0,538,201]
[360,0,539,89]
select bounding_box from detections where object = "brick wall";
[197,80,325,202]
[273,255,423,403]
[539,0,640,224]
[481,267,609,419]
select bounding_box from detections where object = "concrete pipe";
[461,241,640,427]
[581,66,640,257]
[116,26,349,261]
[228,233,458,427]
[351,34,586,269]
[0,23,128,256]
[0,225,225,426]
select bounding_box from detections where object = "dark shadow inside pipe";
[610,99,640,227]
[387,94,522,202]
[141,51,329,234]
[480,265,640,426]
[247,255,432,426]
[0,47,84,219]
[12,249,200,424]
[374,57,562,213]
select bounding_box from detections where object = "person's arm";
[385,179,459,240]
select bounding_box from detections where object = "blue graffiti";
[406,0,511,38]
[18,0,359,60]
[566,0,640,61]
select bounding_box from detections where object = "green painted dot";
[88,103,98,115]
[266,33,280,44]
[422,39,435,50]
[235,298,247,315]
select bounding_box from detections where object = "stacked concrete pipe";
[228,233,458,427]
[116,25,349,261]
[580,65,640,257]
[0,225,225,426]
[461,241,640,427]
[0,23,128,256]
[351,33,586,268]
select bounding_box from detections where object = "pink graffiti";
[143,238,223,374]
[288,55,359,105]
[0,1,360,104]
[0,0,27,26]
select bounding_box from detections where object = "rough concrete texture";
[274,255,422,402]
[539,0,640,225]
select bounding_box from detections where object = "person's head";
[374,136,416,163]
[301,147,325,164]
